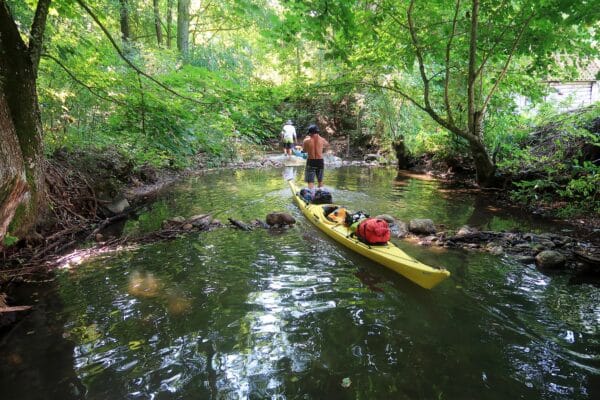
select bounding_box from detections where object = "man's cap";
[307,124,320,134]
[285,120,293,125]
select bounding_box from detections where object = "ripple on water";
[4,167,598,399]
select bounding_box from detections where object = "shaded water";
[1,167,599,399]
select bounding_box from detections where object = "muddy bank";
[394,158,600,237]
[0,147,308,325]
[1,150,309,278]
[1,149,185,330]
[1,149,182,279]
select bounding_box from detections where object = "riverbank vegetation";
[1,0,598,252]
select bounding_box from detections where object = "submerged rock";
[536,250,567,269]
[456,225,477,237]
[409,219,436,234]
[106,198,130,214]
[395,220,409,238]
[374,214,396,225]
[418,235,437,246]
[128,271,161,298]
[266,212,296,227]
[487,245,504,255]
[515,255,536,264]
[190,214,212,229]
[251,219,270,229]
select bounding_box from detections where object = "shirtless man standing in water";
[302,124,329,190]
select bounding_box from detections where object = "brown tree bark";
[177,0,190,57]
[468,115,496,186]
[166,0,173,48]
[119,0,130,44]
[464,0,495,186]
[0,92,28,243]
[153,0,163,45]
[29,0,51,76]
[0,0,50,245]
[393,138,410,170]
[401,0,497,186]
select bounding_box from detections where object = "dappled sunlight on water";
[165,290,193,316]
[1,167,599,399]
[127,271,161,298]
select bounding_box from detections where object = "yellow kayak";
[288,180,450,289]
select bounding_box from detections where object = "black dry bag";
[312,189,332,204]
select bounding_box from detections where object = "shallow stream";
[1,166,598,399]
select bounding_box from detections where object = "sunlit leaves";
[22,0,294,166]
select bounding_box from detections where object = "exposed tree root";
[0,156,173,282]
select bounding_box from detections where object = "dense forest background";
[1,0,599,246]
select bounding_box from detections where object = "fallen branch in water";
[0,305,32,313]
[0,292,31,313]
[228,218,252,231]
[85,211,134,241]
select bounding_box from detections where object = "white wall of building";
[546,81,599,111]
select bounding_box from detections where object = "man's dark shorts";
[283,142,293,149]
[304,158,324,183]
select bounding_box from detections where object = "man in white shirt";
[280,120,297,157]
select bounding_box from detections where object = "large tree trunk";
[469,141,496,186]
[153,0,163,46]
[393,138,410,170]
[177,0,190,57]
[467,118,496,186]
[465,0,495,187]
[119,0,130,44]
[0,92,29,243]
[166,0,173,48]
[0,0,49,245]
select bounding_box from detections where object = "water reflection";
[165,290,192,316]
[127,271,161,298]
[1,166,598,399]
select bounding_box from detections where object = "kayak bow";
[288,180,450,289]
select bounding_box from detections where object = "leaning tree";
[0,0,51,245]
[284,0,598,186]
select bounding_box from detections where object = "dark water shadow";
[0,282,86,400]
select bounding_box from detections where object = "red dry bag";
[356,218,390,245]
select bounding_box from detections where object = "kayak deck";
[288,180,450,289]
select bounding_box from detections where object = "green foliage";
[510,179,561,204]
[33,0,291,169]
[501,105,600,216]
[278,0,598,186]
[8,0,600,219]
[557,161,600,216]
[352,87,471,162]
[2,233,19,248]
